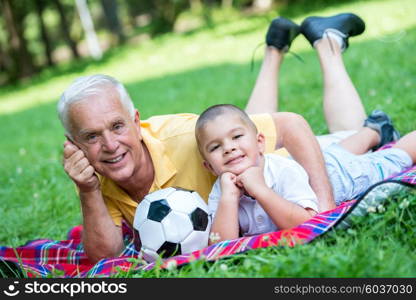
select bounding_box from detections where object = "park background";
[0,0,415,277]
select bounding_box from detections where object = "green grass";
[0,0,415,277]
[131,192,416,278]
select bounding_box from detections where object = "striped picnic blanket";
[1,165,415,278]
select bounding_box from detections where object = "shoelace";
[249,42,304,72]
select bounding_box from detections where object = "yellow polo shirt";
[100,113,285,227]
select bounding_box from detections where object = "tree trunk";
[222,0,233,8]
[100,0,125,44]
[125,0,147,27]
[75,0,102,60]
[189,0,202,11]
[0,0,36,80]
[202,0,215,28]
[34,0,54,67]
[54,0,80,59]
[0,41,7,70]
[151,0,188,36]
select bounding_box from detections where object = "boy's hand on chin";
[237,166,268,198]
[220,172,243,199]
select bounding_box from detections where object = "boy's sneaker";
[364,110,400,151]
[266,17,300,52]
[300,13,365,51]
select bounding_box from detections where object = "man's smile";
[103,152,127,164]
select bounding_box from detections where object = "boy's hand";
[237,166,269,198]
[219,172,242,200]
[63,140,100,193]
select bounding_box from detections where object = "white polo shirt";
[208,154,319,236]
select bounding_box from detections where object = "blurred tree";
[0,23,7,79]
[233,0,255,9]
[277,0,363,18]
[75,0,102,59]
[54,0,80,59]
[189,0,202,11]
[201,0,217,28]
[125,0,148,27]
[222,0,233,8]
[34,0,54,67]
[0,41,12,81]
[151,0,189,35]
[100,0,125,44]
[0,0,36,82]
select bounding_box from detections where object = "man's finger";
[81,165,96,180]
[63,142,81,159]
[69,156,89,173]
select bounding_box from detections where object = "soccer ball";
[133,187,212,262]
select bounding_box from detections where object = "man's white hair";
[57,74,135,138]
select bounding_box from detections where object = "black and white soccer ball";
[133,187,212,262]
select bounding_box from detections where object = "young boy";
[195,104,415,244]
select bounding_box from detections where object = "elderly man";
[59,13,366,263]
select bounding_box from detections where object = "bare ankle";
[265,46,284,59]
[315,37,342,55]
[365,127,381,149]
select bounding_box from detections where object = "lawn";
[0,0,415,277]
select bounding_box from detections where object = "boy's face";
[198,113,265,176]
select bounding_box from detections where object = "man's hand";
[63,139,124,262]
[271,112,336,212]
[63,140,100,193]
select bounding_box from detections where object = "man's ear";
[257,132,266,154]
[134,109,140,125]
[133,110,143,140]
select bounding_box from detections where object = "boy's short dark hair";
[195,104,258,148]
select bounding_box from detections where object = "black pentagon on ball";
[147,199,171,222]
[189,207,209,231]
[157,242,182,257]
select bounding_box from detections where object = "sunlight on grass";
[0,0,414,116]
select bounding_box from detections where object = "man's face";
[68,88,145,184]
[198,113,265,176]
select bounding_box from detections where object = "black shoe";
[300,13,365,50]
[364,110,400,151]
[266,17,300,52]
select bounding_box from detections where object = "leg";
[245,17,300,114]
[332,110,400,154]
[392,131,416,164]
[301,13,367,133]
[315,37,366,132]
[338,127,379,155]
[245,47,283,114]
